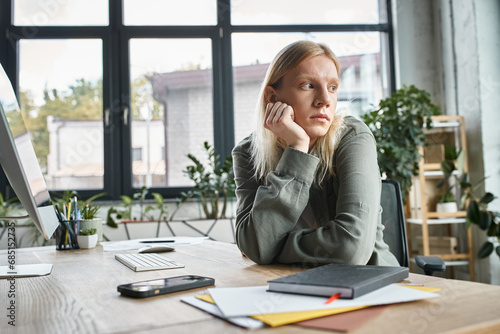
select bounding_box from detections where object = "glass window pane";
[19,39,104,191]
[130,38,213,188]
[232,33,390,145]
[14,0,108,26]
[124,0,217,26]
[231,0,383,25]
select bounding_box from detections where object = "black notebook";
[267,264,409,299]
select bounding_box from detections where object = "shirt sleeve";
[275,130,382,266]
[232,141,319,264]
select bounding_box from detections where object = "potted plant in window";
[362,84,441,202]
[106,186,171,225]
[182,141,235,219]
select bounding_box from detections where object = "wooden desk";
[1,241,499,333]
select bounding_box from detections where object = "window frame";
[0,0,395,200]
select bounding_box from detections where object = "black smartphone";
[117,275,215,298]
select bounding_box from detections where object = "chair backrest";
[380,179,409,267]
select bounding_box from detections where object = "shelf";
[423,163,442,171]
[430,120,461,128]
[411,257,470,267]
[427,211,466,218]
[407,217,466,225]
[407,115,474,280]
[422,166,460,174]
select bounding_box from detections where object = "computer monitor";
[0,64,59,277]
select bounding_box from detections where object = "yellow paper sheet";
[397,285,441,293]
[196,294,366,327]
[196,285,440,327]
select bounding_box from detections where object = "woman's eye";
[303,83,313,89]
[329,85,337,92]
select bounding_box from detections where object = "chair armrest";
[415,255,446,276]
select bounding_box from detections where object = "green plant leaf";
[478,241,494,258]
[479,211,492,230]
[436,178,447,189]
[487,221,497,237]
[456,150,466,174]
[480,192,495,205]
[440,159,455,176]
[152,192,164,205]
[84,192,107,204]
[467,200,480,225]
[79,228,97,235]
[120,195,133,206]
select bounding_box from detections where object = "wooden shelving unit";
[406,115,475,280]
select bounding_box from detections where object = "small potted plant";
[435,148,465,217]
[436,192,458,218]
[77,228,98,249]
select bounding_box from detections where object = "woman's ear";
[264,85,278,103]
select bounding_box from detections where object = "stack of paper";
[181,284,439,330]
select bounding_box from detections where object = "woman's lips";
[310,114,330,122]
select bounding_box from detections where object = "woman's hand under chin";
[264,102,310,153]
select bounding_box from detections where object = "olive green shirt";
[232,116,399,267]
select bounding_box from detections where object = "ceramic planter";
[436,202,458,219]
[77,234,98,249]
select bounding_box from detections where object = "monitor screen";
[0,64,59,240]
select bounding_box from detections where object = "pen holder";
[55,220,80,250]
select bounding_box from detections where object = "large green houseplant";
[362,84,441,201]
[182,141,235,219]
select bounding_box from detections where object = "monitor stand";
[0,215,53,278]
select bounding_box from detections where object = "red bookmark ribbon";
[325,293,341,304]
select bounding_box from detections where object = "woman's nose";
[314,87,331,107]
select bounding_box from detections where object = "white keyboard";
[115,253,185,272]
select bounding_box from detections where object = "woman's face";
[274,55,339,146]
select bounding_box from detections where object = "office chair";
[381,179,445,275]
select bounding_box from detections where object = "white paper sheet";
[102,236,208,251]
[181,296,265,330]
[208,284,439,318]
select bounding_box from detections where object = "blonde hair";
[250,40,346,184]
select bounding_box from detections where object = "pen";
[325,293,341,305]
[140,240,175,243]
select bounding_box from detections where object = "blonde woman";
[232,40,398,266]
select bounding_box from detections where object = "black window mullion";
[231,24,390,33]
[215,0,235,161]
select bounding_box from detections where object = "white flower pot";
[79,219,103,244]
[436,202,458,219]
[77,234,98,249]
